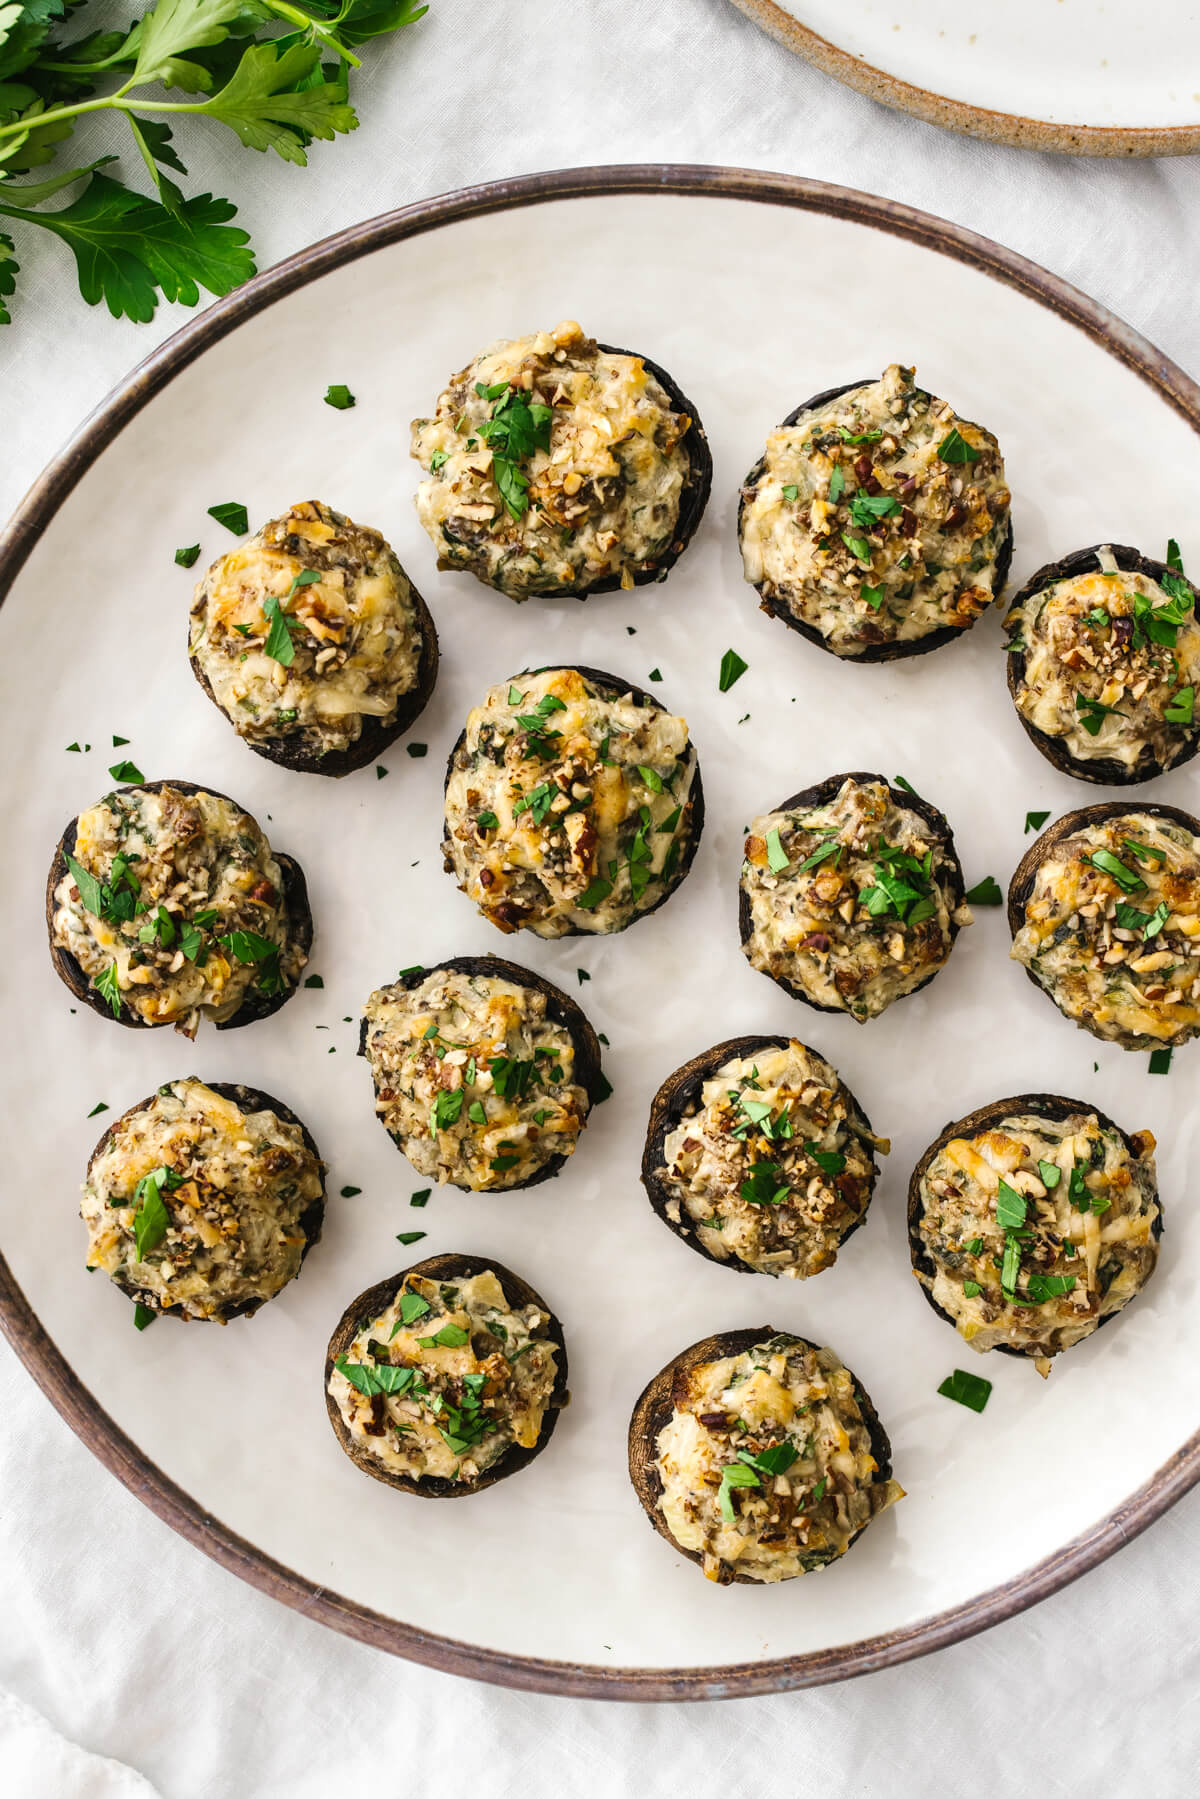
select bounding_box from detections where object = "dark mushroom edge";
[45,779,313,1030]
[87,1080,326,1323]
[1005,543,1200,786]
[738,771,966,1018]
[324,1253,569,1498]
[443,663,705,938]
[627,1326,894,1585]
[357,953,606,1191]
[739,376,1014,664]
[640,1033,882,1275]
[907,1091,1163,1362]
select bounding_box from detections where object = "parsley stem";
[259,0,364,66]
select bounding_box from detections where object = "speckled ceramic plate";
[2,167,1200,1700]
[732,0,1200,154]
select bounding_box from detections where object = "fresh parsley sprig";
[0,0,427,325]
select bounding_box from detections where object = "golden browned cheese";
[82,1080,324,1320]
[913,1111,1160,1368]
[444,666,696,938]
[51,784,305,1034]
[1008,552,1200,771]
[740,364,1010,654]
[655,1337,902,1583]
[1012,812,1200,1048]
[658,1042,886,1277]
[362,967,591,1189]
[327,1271,558,1483]
[411,321,692,598]
[741,776,968,1020]
[190,501,424,755]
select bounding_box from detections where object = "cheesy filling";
[51,785,306,1034]
[740,364,1010,654]
[915,1111,1159,1367]
[1007,551,1200,772]
[658,1043,886,1278]
[82,1079,324,1321]
[362,967,591,1189]
[411,320,693,599]
[444,666,697,938]
[328,1271,558,1483]
[655,1337,902,1583]
[189,501,424,757]
[742,777,969,1021]
[1012,811,1200,1049]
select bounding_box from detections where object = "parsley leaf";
[175,543,200,567]
[739,1162,790,1206]
[92,962,123,1017]
[1149,1048,1173,1075]
[262,594,303,664]
[718,1461,761,1520]
[208,500,248,536]
[108,758,145,783]
[937,1369,992,1412]
[335,1356,415,1397]
[1024,810,1049,834]
[1088,848,1145,893]
[719,648,748,692]
[937,427,980,464]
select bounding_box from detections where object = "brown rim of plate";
[640,1032,881,1275]
[906,1091,1163,1360]
[44,778,313,1030]
[738,376,1014,663]
[424,342,712,603]
[323,1252,569,1497]
[727,0,1200,158]
[1006,799,1200,1048]
[357,952,606,1190]
[1004,543,1200,786]
[738,771,966,1016]
[442,663,704,937]
[627,1326,894,1582]
[87,1080,326,1323]
[188,523,440,777]
[3,165,1200,1698]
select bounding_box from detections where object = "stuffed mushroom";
[410,320,711,600]
[641,1035,886,1278]
[188,499,438,776]
[628,1328,901,1584]
[82,1078,326,1323]
[740,773,969,1022]
[1005,543,1200,785]
[47,779,311,1034]
[1009,802,1200,1052]
[325,1254,568,1496]
[739,364,1012,660]
[444,665,702,938]
[908,1093,1161,1374]
[360,955,605,1191]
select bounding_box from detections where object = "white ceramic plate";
[3,167,1200,1701]
[731,0,1200,154]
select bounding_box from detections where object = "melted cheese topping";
[327,1271,559,1484]
[742,777,969,1021]
[658,1042,887,1278]
[51,785,306,1034]
[444,666,697,938]
[411,320,693,599]
[655,1337,902,1583]
[189,501,424,757]
[1007,551,1200,772]
[915,1111,1159,1366]
[740,364,1010,654]
[1012,810,1200,1048]
[362,967,592,1189]
[82,1079,324,1321]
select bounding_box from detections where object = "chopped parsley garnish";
[717,1461,761,1520]
[1149,1048,1173,1075]
[131,1165,182,1262]
[304,975,324,989]
[828,464,845,504]
[841,530,872,563]
[782,483,799,501]
[87,1101,109,1117]
[1115,900,1169,939]
[133,1303,156,1331]
[1074,691,1124,736]
[1133,578,1193,649]
[577,877,614,909]
[937,1369,992,1412]
[406,743,428,759]
[648,667,663,682]
[430,1090,465,1133]
[287,569,322,598]
[740,1162,790,1206]
[512,781,556,826]
[637,764,664,792]
[1087,849,1145,892]
[336,1357,415,1397]
[1038,1160,1061,1190]
[893,775,920,798]
[1165,685,1195,725]
[839,427,883,444]
[174,544,201,568]
[262,595,305,666]
[995,1180,1027,1232]
[398,1292,431,1325]
[797,835,841,873]
[468,1100,486,1125]
[1167,538,1184,574]
[477,810,499,829]
[207,501,249,536]
[220,930,282,993]
[847,492,900,527]
[396,1230,427,1246]
[861,583,885,611]
[410,1189,431,1207]
[476,384,553,519]
[962,1281,981,1298]
[340,1185,361,1198]
[1123,838,1167,864]
[429,449,448,471]
[418,1324,470,1348]
[764,827,790,874]
[92,962,123,1017]
[719,648,748,692]
[107,757,144,784]
[937,428,980,464]
[963,1237,983,1255]
[324,385,356,410]
[1026,1273,1077,1302]
[804,1143,845,1177]
[741,1442,798,1477]
[1024,810,1050,834]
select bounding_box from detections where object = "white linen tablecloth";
[4,3,1200,1792]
